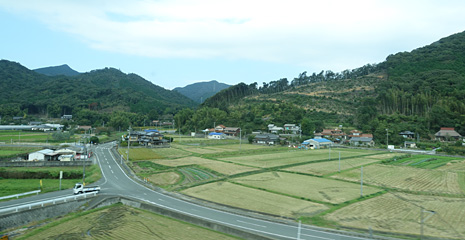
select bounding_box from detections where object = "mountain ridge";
[34,64,80,76]
[174,80,231,103]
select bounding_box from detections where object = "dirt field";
[232,172,382,204]
[155,157,259,175]
[331,164,464,195]
[324,192,465,239]
[20,204,240,240]
[181,182,328,217]
[147,172,181,186]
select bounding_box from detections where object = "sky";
[1,1,465,90]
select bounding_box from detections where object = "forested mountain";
[0,60,197,127]
[173,80,230,103]
[34,64,80,76]
[177,30,465,144]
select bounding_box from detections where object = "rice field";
[331,164,464,195]
[155,157,259,175]
[19,204,240,240]
[147,172,181,186]
[219,148,382,168]
[324,192,465,239]
[119,148,164,161]
[179,143,267,155]
[181,182,329,217]
[232,172,382,204]
[283,155,383,176]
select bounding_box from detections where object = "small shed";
[28,149,54,161]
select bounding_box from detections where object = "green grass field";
[0,165,101,197]
[384,154,462,169]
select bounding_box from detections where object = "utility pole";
[360,166,363,197]
[239,127,242,151]
[338,151,341,172]
[386,128,389,149]
[127,127,131,162]
[297,220,301,240]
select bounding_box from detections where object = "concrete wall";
[116,197,276,240]
[0,198,92,231]
[0,160,92,167]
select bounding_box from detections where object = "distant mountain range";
[0,60,197,121]
[174,80,231,103]
[34,64,80,76]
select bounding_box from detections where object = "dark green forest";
[176,31,465,146]
[0,60,197,129]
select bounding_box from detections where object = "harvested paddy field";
[181,182,328,217]
[147,172,181,186]
[155,157,259,175]
[219,149,381,168]
[331,164,464,195]
[284,155,383,176]
[324,192,465,239]
[232,172,382,204]
[19,204,240,240]
[179,143,267,154]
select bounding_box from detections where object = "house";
[399,131,415,139]
[348,130,361,138]
[224,127,240,137]
[269,126,284,134]
[404,141,416,148]
[58,154,74,161]
[61,115,72,120]
[302,138,333,149]
[78,125,92,131]
[214,125,226,132]
[208,132,225,139]
[253,134,280,145]
[128,131,167,146]
[284,124,301,134]
[319,128,346,140]
[349,137,375,147]
[28,149,55,161]
[435,127,462,141]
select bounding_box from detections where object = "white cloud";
[1,0,465,72]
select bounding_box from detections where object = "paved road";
[1,142,374,240]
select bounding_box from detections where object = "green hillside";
[181,31,465,145]
[174,80,231,103]
[34,64,80,76]
[0,60,197,127]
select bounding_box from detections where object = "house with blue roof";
[302,138,333,149]
[208,132,225,139]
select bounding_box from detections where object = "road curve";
[1,142,374,240]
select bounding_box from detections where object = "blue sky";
[1,0,465,90]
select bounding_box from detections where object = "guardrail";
[0,190,41,201]
[0,192,97,215]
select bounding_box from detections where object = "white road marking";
[301,233,334,240]
[111,170,114,174]
[237,220,267,228]
[158,198,165,202]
